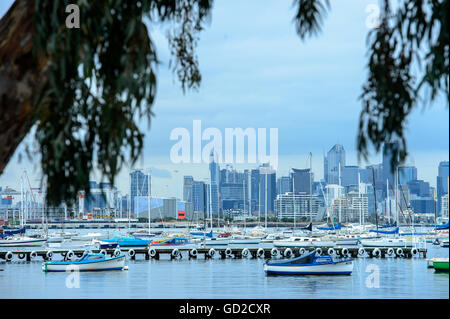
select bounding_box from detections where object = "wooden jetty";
[0,246,427,262]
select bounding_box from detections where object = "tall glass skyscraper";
[258,164,276,215]
[130,169,150,214]
[382,142,398,195]
[398,165,417,185]
[183,176,194,203]
[291,168,313,194]
[324,144,345,185]
[209,151,220,215]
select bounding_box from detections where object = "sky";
[0,0,448,199]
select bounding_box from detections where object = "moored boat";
[264,250,353,275]
[360,237,413,248]
[0,236,47,247]
[42,253,126,272]
[71,232,108,241]
[149,237,189,246]
[273,236,335,248]
[102,235,152,247]
[432,258,449,272]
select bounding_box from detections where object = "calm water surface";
[0,228,448,299]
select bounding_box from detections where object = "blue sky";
[0,1,448,198]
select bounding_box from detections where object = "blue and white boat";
[42,253,126,272]
[102,235,152,247]
[263,250,353,275]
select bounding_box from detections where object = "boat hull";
[273,241,335,248]
[360,239,413,248]
[42,256,126,272]
[0,238,47,247]
[433,261,449,272]
[264,260,353,275]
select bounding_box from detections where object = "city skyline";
[0,146,448,200]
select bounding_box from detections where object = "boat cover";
[298,223,312,231]
[434,222,449,230]
[369,226,399,234]
[267,250,317,266]
[0,227,26,238]
[317,223,341,230]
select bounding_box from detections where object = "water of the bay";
[0,228,448,299]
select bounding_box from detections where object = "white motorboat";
[47,235,64,243]
[274,237,335,248]
[0,236,47,247]
[204,238,230,246]
[360,237,413,248]
[260,233,284,243]
[42,253,126,272]
[328,234,360,245]
[71,232,108,241]
[230,235,261,244]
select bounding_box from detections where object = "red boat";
[218,232,232,238]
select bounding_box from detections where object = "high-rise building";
[250,168,260,213]
[291,168,313,194]
[258,164,276,215]
[183,176,194,203]
[441,194,449,218]
[324,144,345,184]
[382,142,399,195]
[277,176,292,195]
[407,180,430,198]
[209,151,220,215]
[398,166,417,185]
[341,166,359,187]
[130,169,149,214]
[192,181,206,213]
[437,161,449,215]
[274,192,321,220]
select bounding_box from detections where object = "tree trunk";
[0,0,46,175]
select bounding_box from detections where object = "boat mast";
[394,167,398,225]
[147,169,151,234]
[386,178,390,224]
[293,168,296,230]
[265,172,268,230]
[358,171,361,227]
[371,167,379,232]
[20,173,24,228]
[209,179,213,229]
[338,162,341,224]
[309,152,313,224]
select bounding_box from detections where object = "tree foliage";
[293,0,448,171]
[30,0,211,206]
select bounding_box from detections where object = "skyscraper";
[209,151,220,215]
[398,166,417,185]
[324,144,345,185]
[192,181,206,213]
[382,142,399,195]
[250,168,260,213]
[277,176,292,195]
[437,161,449,214]
[183,176,194,203]
[291,168,313,194]
[341,165,359,187]
[130,169,150,214]
[258,164,276,215]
